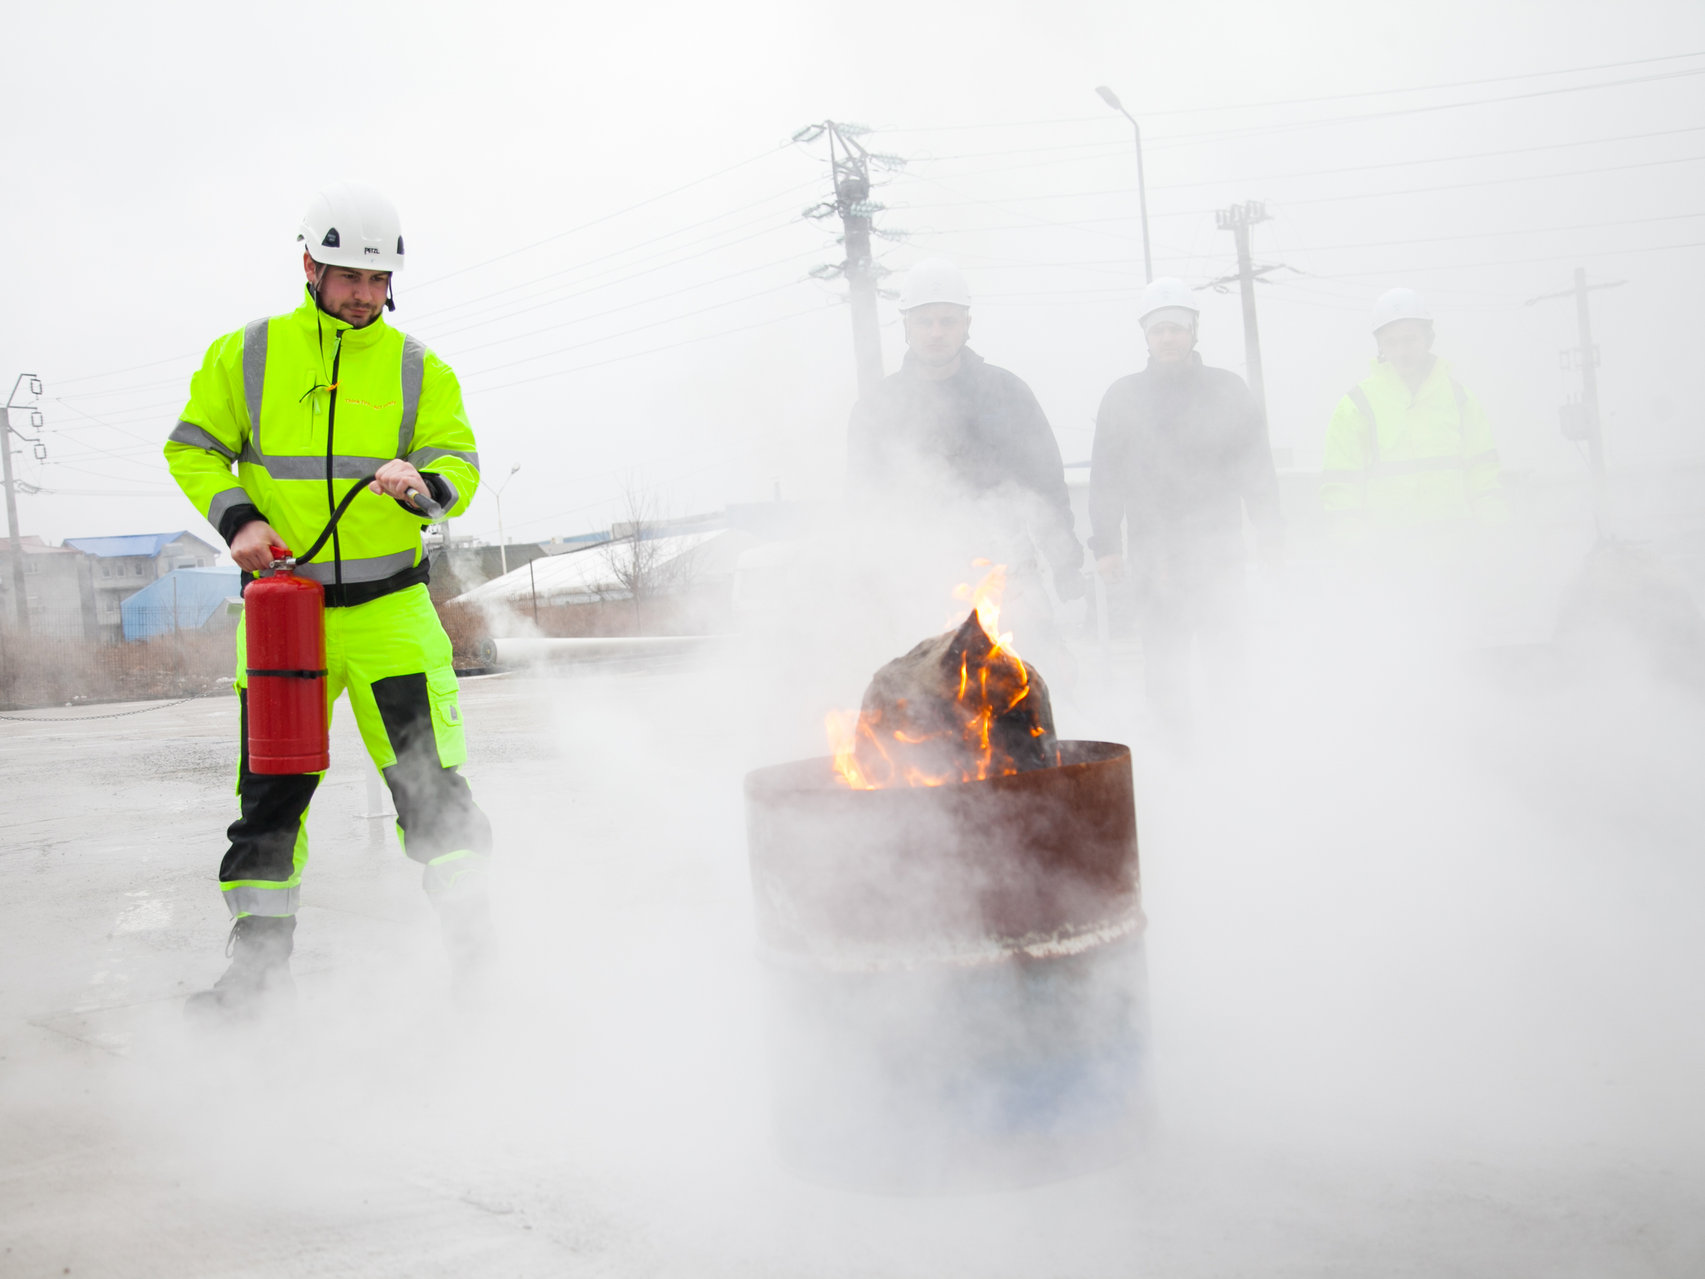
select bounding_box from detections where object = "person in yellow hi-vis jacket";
[1322,288,1507,535]
[165,182,492,1017]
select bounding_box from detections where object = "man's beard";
[329,303,376,328]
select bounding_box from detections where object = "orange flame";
[829,562,1038,789]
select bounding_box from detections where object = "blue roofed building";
[120,566,242,641]
[63,531,220,639]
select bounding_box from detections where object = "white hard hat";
[297,182,406,272]
[898,257,970,311]
[1371,287,1429,334]
[1137,276,1199,328]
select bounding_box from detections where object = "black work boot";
[184,915,297,1022]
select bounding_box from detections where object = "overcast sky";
[3,0,1702,550]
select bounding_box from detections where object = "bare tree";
[603,479,684,631]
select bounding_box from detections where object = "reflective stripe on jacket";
[1320,357,1505,527]
[165,288,480,601]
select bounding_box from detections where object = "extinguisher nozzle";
[407,489,446,520]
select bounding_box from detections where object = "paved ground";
[3,606,1705,1277]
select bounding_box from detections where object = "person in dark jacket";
[848,258,1085,609]
[1089,277,1283,739]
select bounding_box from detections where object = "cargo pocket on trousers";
[427,668,468,768]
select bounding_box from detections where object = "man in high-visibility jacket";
[165,182,492,1017]
[1322,288,1507,534]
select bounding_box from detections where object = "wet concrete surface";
[3,646,1704,1277]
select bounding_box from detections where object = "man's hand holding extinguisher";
[231,520,289,572]
[370,458,431,509]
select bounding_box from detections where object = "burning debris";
[744,559,1145,1191]
[827,565,1059,789]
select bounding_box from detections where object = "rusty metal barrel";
[744,740,1146,1192]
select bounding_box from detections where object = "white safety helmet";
[1371,287,1430,334]
[1136,276,1199,330]
[297,182,406,273]
[898,257,971,311]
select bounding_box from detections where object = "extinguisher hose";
[285,475,448,567]
[294,474,378,566]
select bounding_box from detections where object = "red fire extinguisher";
[244,550,330,774]
[242,475,444,776]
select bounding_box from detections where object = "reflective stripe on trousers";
[223,883,302,918]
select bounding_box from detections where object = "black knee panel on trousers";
[370,672,493,864]
[222,688,321,885]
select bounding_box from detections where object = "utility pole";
[1094,85,1152,283]
[1527,268,1624,508]
[3,375,46,634]
[1210,202,1276,421]
[795,120,903,397]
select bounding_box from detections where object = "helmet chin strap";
[309,260,395,319]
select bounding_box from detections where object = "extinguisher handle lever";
[267,544,296,570]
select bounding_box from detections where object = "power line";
[1278,210,1705,253]
[439,248,823,357]
[871,116,1106,135]
[36,458,173,487]
[47,398,182,432]
[409,206,808,332]
[1138,49,1705,120]
[501,442,770,536]
[47,172,821,394]
[43,195,819,408]
[464,278,808,380]
[420,220,817,343]
[473,300,835,395]
[896,171,1166,247]
[925,210,1705,271]
[1306,239,1705,278]
[910,123,1705,190]
[910,138,1131,163]
[406,142,796,293]
[1275,152,1705,210]
[50,351,198,389]
[19,485,171,498]
[43,395,182,444]
[899,151,1705,215]
[56,374,191,402]
[965,237,1701,301]
[872,51,1705,138]
[406,178,821,325]
[1145,67,1705,148]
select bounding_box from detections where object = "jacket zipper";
[325,333,344,588]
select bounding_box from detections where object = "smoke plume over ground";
[4,502,1705,1275]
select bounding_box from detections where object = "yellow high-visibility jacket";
[165,288,480,604]
[1321,357,1506,528]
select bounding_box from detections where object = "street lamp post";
[1095,85,1153,284]
[485,464,521,575]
